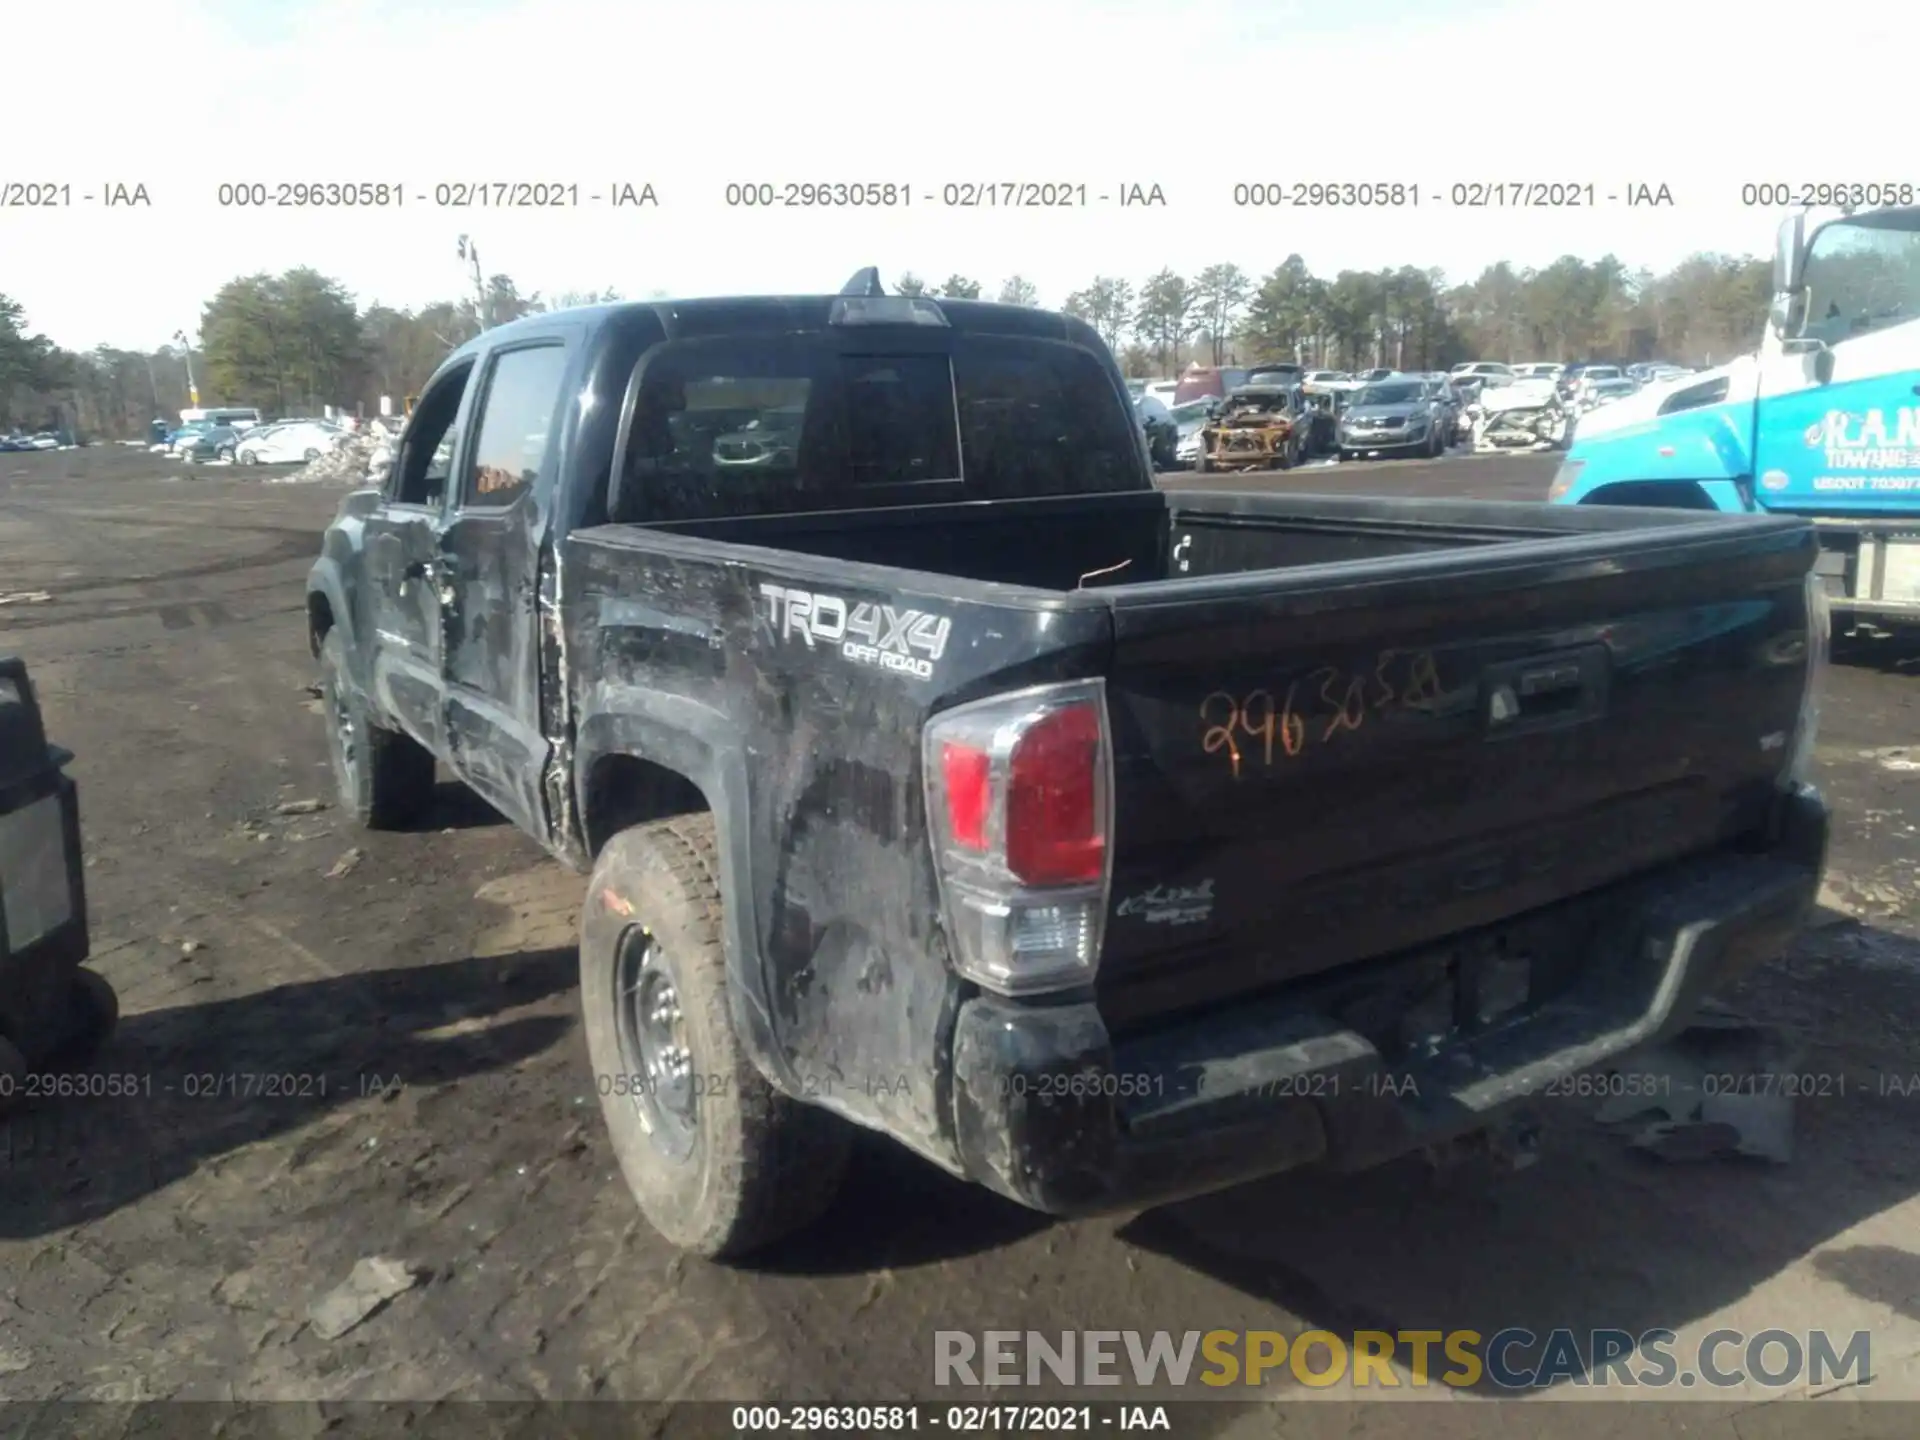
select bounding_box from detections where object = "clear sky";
[4,0,1911,350]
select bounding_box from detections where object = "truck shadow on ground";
[0,946,577,1240]
[1110,923,1920,1396]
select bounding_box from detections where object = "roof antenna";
[840,267,885,297]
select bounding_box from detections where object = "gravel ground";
[3,447,1920,1437]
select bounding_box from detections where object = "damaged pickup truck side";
[308,282,1832,1260]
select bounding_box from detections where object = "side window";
[1659,376,1731,415]
[392,362,474,507]
[462,345,571,509]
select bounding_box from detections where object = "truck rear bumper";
[948,787,1828,1216]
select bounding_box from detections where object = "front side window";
[462,345,570,509]
[1802,213,1920,346]
[393,362,473,506]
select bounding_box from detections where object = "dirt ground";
[5,447,1920,1434]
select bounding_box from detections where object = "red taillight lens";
[940,740,991,850]
[1007,704,1104,884]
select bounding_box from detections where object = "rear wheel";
[580,816,853,1260]
[217,444,236,462]
[319,629,435,829]
[239,449,260,465]
[57,968,119,1066]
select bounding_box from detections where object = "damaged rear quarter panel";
[562,525,1113,1167]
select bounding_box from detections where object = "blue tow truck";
[1551,204,1920,630]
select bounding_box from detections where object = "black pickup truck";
[308,279,1831,1259]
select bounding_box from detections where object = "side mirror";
[1814,347,1836,386]
[1774,213,1807,295]
[1768,291,1806,340]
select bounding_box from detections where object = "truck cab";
[1550,204,1920,628]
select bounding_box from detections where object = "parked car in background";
[1303,370,1350,387]
[1576,376,1639,412]
[1567,365,1627,404]
[1449,362,1516,385]
[1556,363,1626,401]
[1245,363,1305,388]
[179,425,242,463]
[165,421,217,454]
[1169,397,1220,467]
[180,406,263,432]
[1338,376,1447,459]
[1173,366,1251,405]
[1424,379,1466,446]
[1142,380,1180,405]
[234,420,346,465]
[1354,368,1395,384]
[1134,392,1179,468]
[1511,363,1563,381]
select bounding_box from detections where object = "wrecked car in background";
[0,658,120,1103]
[1471,377,1574,454]
[1196,383,1306,472]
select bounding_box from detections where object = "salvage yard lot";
[6,447,1920,1429]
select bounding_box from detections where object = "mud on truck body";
[1552,204,1920,634]
[309,276,1831,1261]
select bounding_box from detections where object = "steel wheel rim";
[614,929,697,1159]
[326,672,359,799]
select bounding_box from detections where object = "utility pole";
[173,330,199,408]
[458,235,487,334]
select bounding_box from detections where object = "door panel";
[1752,317,1920,512]
[356,360,478,756]
[438,341,573,836]
[360,511,446,751]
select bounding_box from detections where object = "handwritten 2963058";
[1200,649,1445,779]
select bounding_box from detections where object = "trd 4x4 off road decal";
[759,584,953,681]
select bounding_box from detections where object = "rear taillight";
[1783,572,1830,789]
[923,679,1113,996]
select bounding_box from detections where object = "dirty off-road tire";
[318,629,435,829]
[56,968,120,1067]
[580,815,853,1260]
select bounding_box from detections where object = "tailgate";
[1093,505,1818,1030]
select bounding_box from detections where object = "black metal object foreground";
[0,656,117,1096]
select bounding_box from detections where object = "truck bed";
[567,489,1817,1044]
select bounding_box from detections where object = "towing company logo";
[760,584,952,681]
[1803,405,1920,473]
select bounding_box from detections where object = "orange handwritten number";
[1240,689,1275,767]
[1201,692,1242,778]
[1315,669,1367,742]
[1402,651,1442,709]
[1371,650,1399,709]
[1278,683,1306,756]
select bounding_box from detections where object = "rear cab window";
[613,331,1139,522]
